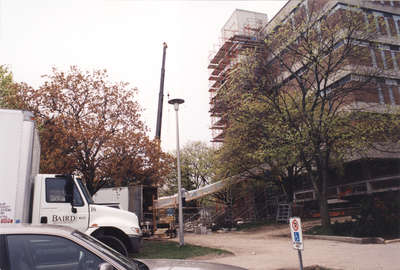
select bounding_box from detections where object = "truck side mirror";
[65,177,74,203]
[64,176,77,213]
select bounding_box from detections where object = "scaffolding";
[208,9,268,144]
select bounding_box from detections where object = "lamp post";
[168,98,185,246]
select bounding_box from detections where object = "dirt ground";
[179,220,400,270]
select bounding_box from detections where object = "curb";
[304,234,400,244]
[384,238,400,244]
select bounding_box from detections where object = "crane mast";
[155,42,168,140]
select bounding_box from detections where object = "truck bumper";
[129,235,142,253]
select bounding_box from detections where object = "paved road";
[183,223,400,270]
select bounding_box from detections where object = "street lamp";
[168,98,185,246]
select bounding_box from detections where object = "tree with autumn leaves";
[11,66,172,195]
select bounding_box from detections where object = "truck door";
[38,176,89,231]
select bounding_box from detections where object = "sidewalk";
[183,224,400,270]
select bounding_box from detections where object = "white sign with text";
[289,217,304,250]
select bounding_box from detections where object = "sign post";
[289,217,304,270]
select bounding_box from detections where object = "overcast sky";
[0,0,287,151]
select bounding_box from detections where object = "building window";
[398,87,400,102]
[390,45,399,51]
[391,52,399,70]
[394,16,400,36]
[384,17,392,37]
[380,50,388,69]
[374,13,381,33]
[363,12,369,26]
[370,48,378,67]
[388,87,395,105]
[378,85,384,104]
[386,79,398,85]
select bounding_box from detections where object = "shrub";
[353,192,400,238]
[305,192,400,238]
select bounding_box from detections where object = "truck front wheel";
[97,235,128,256]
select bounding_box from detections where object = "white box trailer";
[93,187,134,212]
[93,185,158,235]
[0,110,39,224]
[0,109,142,254]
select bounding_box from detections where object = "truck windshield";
[76,178,94,204]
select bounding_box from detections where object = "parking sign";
[289,217,304,250]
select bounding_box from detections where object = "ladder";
[276,203,291,223]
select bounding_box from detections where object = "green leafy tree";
[162,141,216,199]
[0,65,18,109]
[217,3,399,229]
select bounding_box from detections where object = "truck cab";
[31,174,142,255]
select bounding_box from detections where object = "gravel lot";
[182,222,400,270]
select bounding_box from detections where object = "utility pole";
[155,42,168,140]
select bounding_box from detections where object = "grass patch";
[305,225,335,236]
[133,239,233,259]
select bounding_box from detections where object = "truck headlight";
[131,227,141,234]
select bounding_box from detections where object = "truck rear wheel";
[97,235,128,256]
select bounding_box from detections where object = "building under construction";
[208,9,268,143]
[207,1,400,223]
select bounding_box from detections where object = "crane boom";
[155,42,168,140]
[154,164,271,209]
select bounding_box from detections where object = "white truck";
[0,109,141,255]
[93,185,158,237]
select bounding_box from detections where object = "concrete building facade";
[208,0,400,217]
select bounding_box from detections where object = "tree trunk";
[319,158,331,229]
[305,151,331,229]
[319,191,331,229]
